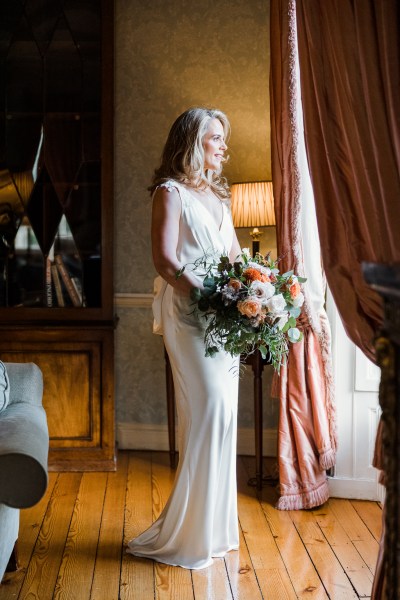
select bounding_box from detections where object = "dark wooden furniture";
[0,1,115,471]
[363,263,400,600]
[165,348,272,490]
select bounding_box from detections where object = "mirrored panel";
[0,0,102,308]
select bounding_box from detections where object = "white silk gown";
[127,180,240,570]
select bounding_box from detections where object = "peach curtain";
[270,0,337,510]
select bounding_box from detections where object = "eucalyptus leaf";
[202,286,215,298]
[203,277,215,288]
[205,346,219,357]
[258,345,268,359]
[288,306,301,318]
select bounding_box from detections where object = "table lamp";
[230,181,275,255]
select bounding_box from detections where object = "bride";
[127,107,242,570]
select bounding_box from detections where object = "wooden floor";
[0,451,382,600]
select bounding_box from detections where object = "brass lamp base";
[250,227,263,255]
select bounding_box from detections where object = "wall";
[114,0,278,454]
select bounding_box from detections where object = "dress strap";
[155,180,192,209]
[157,180,179,193]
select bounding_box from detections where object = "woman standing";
[127,108,242,570]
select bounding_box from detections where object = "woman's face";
[202,118,227,171]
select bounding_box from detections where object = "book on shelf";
[51,264,65,307]
[46,257,53,307]
[54,254,82,307]
[70,276,86,307]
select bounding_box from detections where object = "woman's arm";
[151,186,201,295]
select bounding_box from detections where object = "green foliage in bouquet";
[177,249,306,372]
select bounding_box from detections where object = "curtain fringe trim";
[319,447,336,470]
[318,321,338,453]
[276,480,330,511]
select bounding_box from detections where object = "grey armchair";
[0,362,49,581]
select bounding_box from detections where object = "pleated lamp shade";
[230,181,275,228]
[230,181,275,255]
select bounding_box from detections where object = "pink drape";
[270,0,337,510]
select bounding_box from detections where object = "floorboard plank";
[17,473,83,600]
[192,558,233,600]
[151,453,194,600]
[289,509,359,599]
[312,503,374,597]
[240,457,327,600]
[90,452,129,600]
[260,486,328,599]
[236,458,297,599]
[120,452,154,600]
[154,563,195,600]
[53,472,108,599]
[224,526,263,600]
[0,473,58,600]
[350,501,383,543]
[328,499,380,573]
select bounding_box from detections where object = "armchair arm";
[0,363,49,509]
[4,363,43,407]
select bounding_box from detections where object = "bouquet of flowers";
[177,248,306,371]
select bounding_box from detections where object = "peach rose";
[228,278,242,291]
[243,268,270,283]
[237,298,262,318]
[289,282,301,299]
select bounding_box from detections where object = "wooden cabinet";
[0,1,115,470]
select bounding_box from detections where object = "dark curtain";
[295,1,400,596]
[296,0,400,361]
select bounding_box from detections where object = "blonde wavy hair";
[149,107,231,200]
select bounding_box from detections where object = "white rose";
[266,293,286,314]
[288,327,301,342]
[291,291,304,307]
[241,248,251,259]
[249,280,275,305]
[275,312,289,330]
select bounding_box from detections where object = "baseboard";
[117,422,277,457]
[327,476,380,501]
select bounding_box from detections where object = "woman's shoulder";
[153,180,194,209]
[152,180,185,214]
[155,179,183,193]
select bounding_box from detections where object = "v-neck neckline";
[184,185,225,232]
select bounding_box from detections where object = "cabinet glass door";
[0,0,102,308]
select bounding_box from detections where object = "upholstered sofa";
[0,362,49,582]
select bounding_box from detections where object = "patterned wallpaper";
[114,0,278,434]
